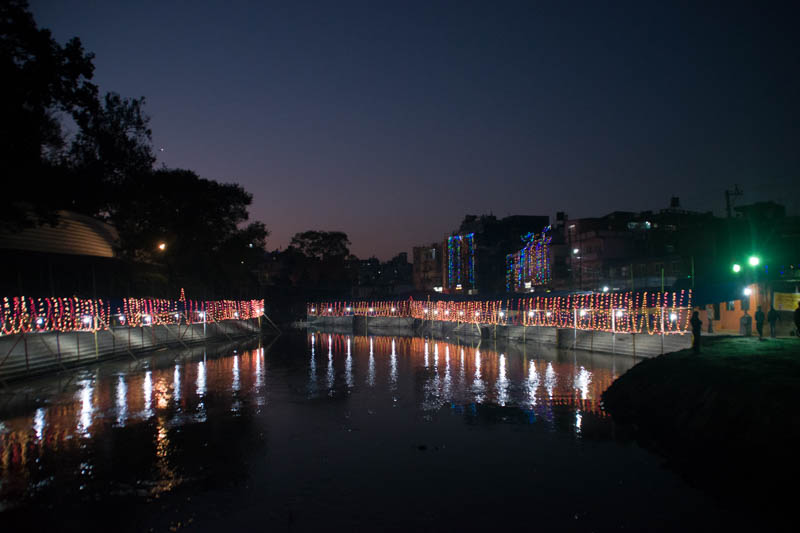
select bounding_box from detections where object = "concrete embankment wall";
[0,319,261,382]
[307,316,691,357]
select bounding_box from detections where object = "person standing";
[795,302,800,338]
[707,305,714,333]
[755,306,765,340]
[691,311,702,353]
[767,306,780,338]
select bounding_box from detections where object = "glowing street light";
[669,313,678,322]
[732,263,741,273]
[157,242,166,251]
[579,309,587,317]
[498,311,504,318]
[573,248,579,255]
[748,256,760,267]
[602,286,609,293]
[743,287,752,296]
[528,311,534,317]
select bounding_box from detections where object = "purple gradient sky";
[32,1,800,259]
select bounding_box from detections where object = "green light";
[748,256,760,267]
[732,263,741,273]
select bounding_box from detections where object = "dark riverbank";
[602,336,800,511]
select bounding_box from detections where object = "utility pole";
[725,185,743,218]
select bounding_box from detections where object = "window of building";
[726,301,736,311]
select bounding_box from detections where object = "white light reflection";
[574,366,592,400]
[196,357,207,420]
[527,360,539,408]
[143,371,153,418]
[345,337,353,389]
[116,375,127,425]
[77,379,94,436]
[545,362,556,399]
[389,338,398,388]
[424,340,429,368]
[174,365,181,405]
[472,350,485,403]
[327,335,334,394]
[443,346,452,400]
[309,334,317,393]
[367,337,376,387]
[575,410,583,434]
[255,347,265,389]
[496,354,509,406]
[197,361,206,398]
[33,408,46,440]
[232,355,241,393]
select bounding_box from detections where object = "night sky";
[32,1,800,259]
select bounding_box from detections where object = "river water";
[0,332,761,531]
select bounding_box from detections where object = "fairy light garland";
[447,233,476,290]
[308,290,692,334]
[506,227,552,292]
[0,296,264,335]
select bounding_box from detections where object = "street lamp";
[748,256,760,267]
[743,287,752,296]
[732,263,741,273]
[157,242,166,251]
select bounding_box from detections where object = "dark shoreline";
[602,336,800,510]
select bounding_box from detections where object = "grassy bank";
[602,336,800,507]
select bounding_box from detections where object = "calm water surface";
[0,332,761,531]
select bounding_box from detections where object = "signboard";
[774,292,800,311]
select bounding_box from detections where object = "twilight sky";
[32,0,800,259]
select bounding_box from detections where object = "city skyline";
[32,1,800,259]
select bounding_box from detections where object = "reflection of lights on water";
[345,337,353,388]
[143,371,153,418]
[443,346,452,400]
[174,365,181,404]
[424,341,429,368]
[116,375,127,425]
[232,355,241,393]
[574,366,592,400]
[156,378,170,410]
[367,337,376,387]
[255,347,265,389]
[545,362,556,399]
[33,408,46,440]
[389,338,398,387]
[497,354,509,406]
[327,335,334,394]
[78,380,94,436]
[527,360,539,407]
[197,361,206,398]
[575,411,583,433]
[434,343,439,367]
[472,350,484,403]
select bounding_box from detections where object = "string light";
[506,226,552,291]
[0,296,263,334]
[306,291,692,334]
